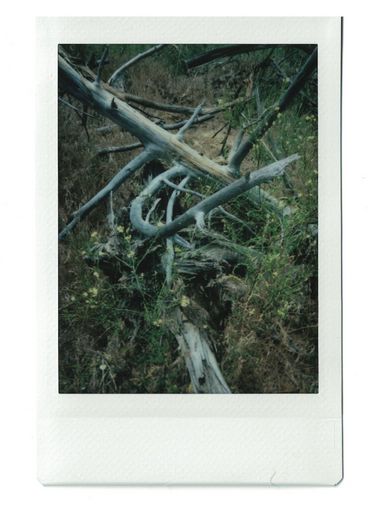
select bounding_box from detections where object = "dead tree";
[58,45,317,393]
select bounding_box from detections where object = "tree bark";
[130,155,299,241]
[186,44,315,69]
[170,308,231,394]
[58,54,233,183]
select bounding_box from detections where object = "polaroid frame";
[37,17,342,485]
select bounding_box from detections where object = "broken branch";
[108,44,167,86]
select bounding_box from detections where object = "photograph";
[58,43,318,394]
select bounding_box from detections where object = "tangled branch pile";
[59,43,318,393]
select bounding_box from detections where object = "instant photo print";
[37,17,343,485]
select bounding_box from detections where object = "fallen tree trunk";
[96,112,216,156]
[59,47,314,239]
[59,54,232,183]
[170,307,231,394]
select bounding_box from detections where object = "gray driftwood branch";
[165,176,190,286]
[170,307,231,393]
[58,54,232,183]
[58,52,241,239]
[108,44,167,86]
[59,149,155,240]
[96,112,215,156]
[130,155,299,241]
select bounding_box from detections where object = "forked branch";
[59,148,155,240]
[58,53,233,183]
[130,155,299,241]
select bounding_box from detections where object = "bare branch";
[230,128,246,157]
[165,176,190,286]
[71,54,254,117]
[59,148,155,240]
[107,191,116,231]
[162,178,253,232]
[162,178,203,199]
[112,90,252,117]
[145,198,162,224]
[58,54,233,183]
[58,97,97,119]
[176,103,203,141]
[129,164,193,237]
[97,142,143,156]
[186,44,315,69]
[108,44,167,86]
[271,58,317,107]
[130,155,299,241]
[229,48,317,172]
[96,112,215,157]
[95,46,109,86]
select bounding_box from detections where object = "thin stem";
[59,148,154,240]
[108,44,167,86]
[95,46,109,86]
[165,176,190,286]
[177,103,203,140]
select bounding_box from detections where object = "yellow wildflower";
[180,295,190,308]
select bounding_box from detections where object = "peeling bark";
[170,308,231,394]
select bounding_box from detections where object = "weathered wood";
[58,54,233,183]
[108,44,167,86]
[59,149,154,240]
[177,103,203,140]
[165,176,190,286]
[96,112,215,156]
[130,155,299,241]
[170,307,231,394]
